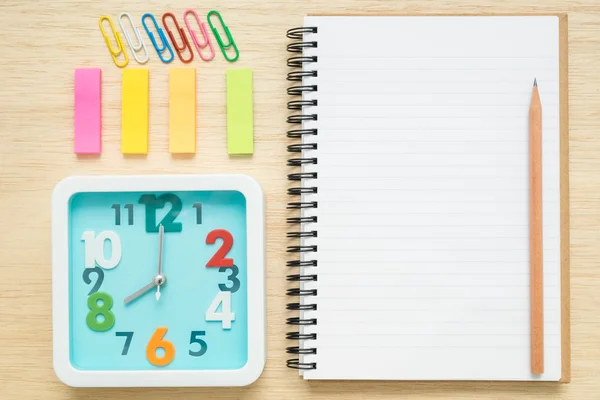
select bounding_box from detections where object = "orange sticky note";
[169,68,196,154]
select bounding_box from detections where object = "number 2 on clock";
[206,229,234,267]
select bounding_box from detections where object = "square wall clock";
[51,174,265,387]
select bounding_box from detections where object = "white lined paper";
[296,15,561,381]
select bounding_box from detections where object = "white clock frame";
[51,174,266,387]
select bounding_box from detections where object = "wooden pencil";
[529,78,544,374]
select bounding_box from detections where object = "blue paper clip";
[141,13,174,63]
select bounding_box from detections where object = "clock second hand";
[156,224,165,301]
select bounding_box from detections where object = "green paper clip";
[207,10,239,62]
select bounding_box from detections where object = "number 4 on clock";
[205,292,235,329]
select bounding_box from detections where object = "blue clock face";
[68,190,248,371]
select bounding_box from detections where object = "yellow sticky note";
[226,69,254,154]
[121,69,149,154]
[169,68,196,154]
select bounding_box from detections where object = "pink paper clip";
[183,9,215,61]
[74,68,102,154]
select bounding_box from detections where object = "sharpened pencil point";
[533,78,537,87]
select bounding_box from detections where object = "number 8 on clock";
[52,175,266,387]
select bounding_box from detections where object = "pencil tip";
[533,78,537,87]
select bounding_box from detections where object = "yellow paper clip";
[99,16,129,68]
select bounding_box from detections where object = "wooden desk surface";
[1,0,599,399]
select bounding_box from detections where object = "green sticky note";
[227,69,254,154]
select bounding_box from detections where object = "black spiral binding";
[286,26,318,371]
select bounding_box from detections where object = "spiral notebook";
[285,15,570,381]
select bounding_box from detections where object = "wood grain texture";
[558,14,571,382]
[0,1,598,399]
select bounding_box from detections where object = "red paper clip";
[183,9,215,61]
[161,12,194,63]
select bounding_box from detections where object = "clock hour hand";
[124,280,157,305]
[124,274,167,305]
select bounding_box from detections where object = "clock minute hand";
[124,280,156,305]
[157,224,164,276]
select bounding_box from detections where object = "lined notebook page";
[298,16,561,380]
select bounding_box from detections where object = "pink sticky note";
[74,68,102,154]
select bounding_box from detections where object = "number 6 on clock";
[205,292,235,329]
